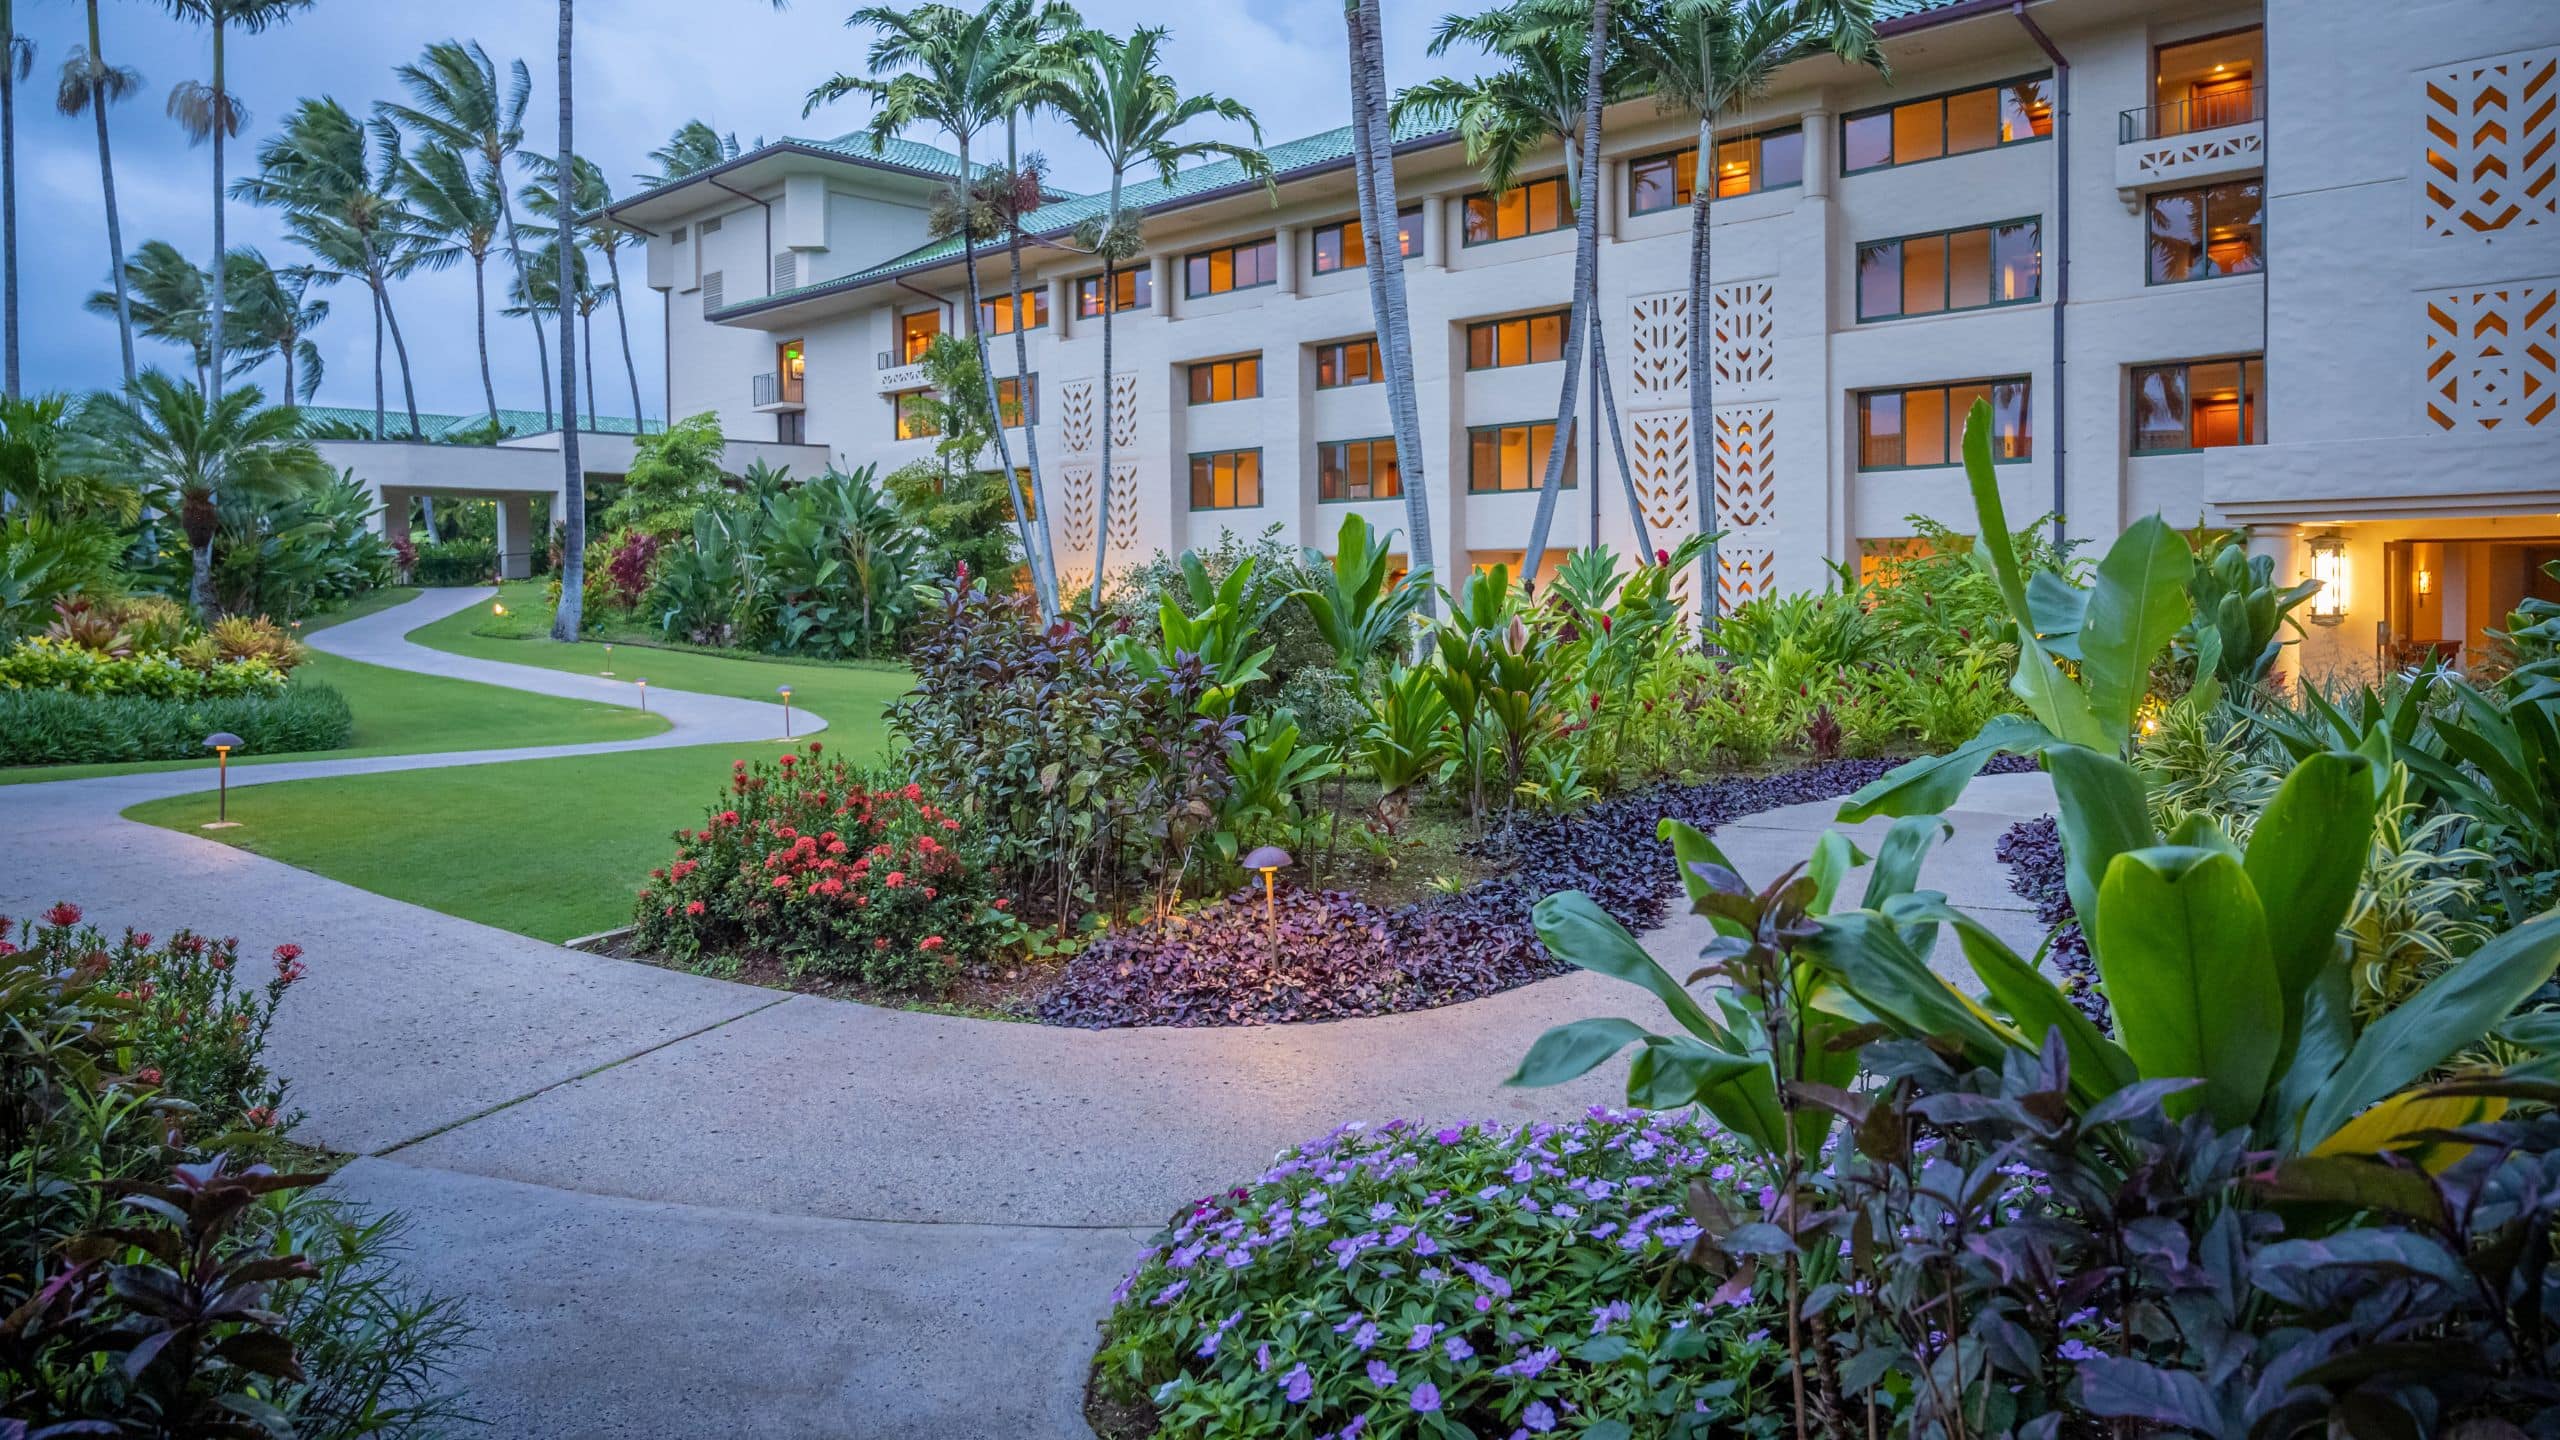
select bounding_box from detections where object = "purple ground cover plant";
[1092,1109,1786,1438]
[1991,815,2109,1028]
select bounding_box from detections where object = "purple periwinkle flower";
[1352,1321,1379,1351]
[1256,1343,1272,1373]
[1523,1399,1557,1433]
[1366,1359,1397,1388]
[1282,1363,1313,1403]
[1435,1127,1464,1145]
[1151,1279,1187,1307]
[1407,1323,1440,1352]
[2058,1338,2103,1363]
[1410,1382,1442,1413]
[1444,1335,1476,1363]
[1591,1300,1631,1335]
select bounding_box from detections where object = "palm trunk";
[959,135,1047,621]
[551,0,585,642]
[206,19,226,397]
[496,157,554,431]
[1690,32,1720,629]
[472,252,500,424]
[3,0,21,400]
[1589,313,1652,556]
[1350,0,1435,616]
[1518,0,1611,593]
[86,0,134,385]
[376,269,424,438]
[371,286,385,438]
[582,303,598,420]
[1088,181,1118,611]
[1003,116,1059,616]
[605,243,644,434]
[190,538,216,617]
[282,335,295,405]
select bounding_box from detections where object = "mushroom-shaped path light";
[1243,845,1294,940]
[202,731,244,829]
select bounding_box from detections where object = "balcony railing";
[2119,84,2264,143]
[751,372,804,409]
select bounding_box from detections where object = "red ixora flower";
[137,1067,162,1086]
[42,902,81,928]
[920,935,946,951]
[883,871,907,888]
[686,900,705,916]
[718,810,741,826]
[807,741,823,756]
[273,943,302,964]
[778,754,797,768]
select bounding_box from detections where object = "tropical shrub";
[598,410,729,537]
[0,680,352,766]
[1092,1110,1782,1440]
[632,744,1014,992]
[410,539,495,587]
[0,636,288,698]
[642,464,922,657]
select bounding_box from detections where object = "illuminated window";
[2131,357,2264,453]
[2146,180,2264,284]
[1188,449,1263,510]
[1465,311,1570,370]
[976,288,1047,335]
[1856,378,2031,468]
[1075,268,1151,317]
[1467,421,1575,493]
[1186,355,1262,404]
[994,375,1036,429]
[1184,237,1278,297]
[1842,75,2052,173]
[1316,338,1381,389]
[1858,535,1969,586]
[1462,175,1574,246]
[1856,218,2041,321]
[1629,128,1804,215]
[1310,207,1422,273]
[899,308,941,364]
[892,389,938,441]
[1318,437,1401,502]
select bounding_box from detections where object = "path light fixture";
[601,642,613,677]
[1243,845,1293,943]
[491,600,508,617]
[777,685,794,739]
[202,732,243,829]
[635,678,648,713]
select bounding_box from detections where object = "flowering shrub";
[632,743,1014,992]
[2,903,302,1134]
[1093,1110,1783,1439]
[0,635,289,699]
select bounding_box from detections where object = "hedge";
[0,682,354,766]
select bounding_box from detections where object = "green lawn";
[2,588,668,785]
[124,583,913,943]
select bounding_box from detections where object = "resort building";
[604,0,2559,679]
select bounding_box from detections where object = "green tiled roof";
[792,131,985,179]
[716,111,1453,318]
[1878,0,1991,18]
[299,405,646,440]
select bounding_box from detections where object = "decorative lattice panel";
[2420,48,2558,240]
[1717,542,1775,610]
[1709,280,1777,393]
[1059,463,1098,559]
[2423,284,2557,430]
[2130,130,2263,179]
[1106,460,1141,558]
[1628,292,1691,399]
[1713,404,1777,531]
[1109,372,1140,451]
[1059,380,1096,454]
[1630,411,1695,538]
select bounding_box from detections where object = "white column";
[1801,107,1833,201]
[1274,226,1299,296]
[495,494,536,581]
[1419,194,1447,269]
[1149,254,1174,322]
[1048,276,1071,340]
[375,487,410,544]
[1596,159,1619,241]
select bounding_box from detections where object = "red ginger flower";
[43,902,81,928]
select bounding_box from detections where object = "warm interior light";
[2308,533,2351,625]
[2416,568,2433,597]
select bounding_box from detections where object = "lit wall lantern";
[2416,567,2433,598]
[2307,532,2350,626]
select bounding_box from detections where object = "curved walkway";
[0,590,2056,1439]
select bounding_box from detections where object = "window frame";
[993,374,1037,429]
[1315,337,1383,390]
[1464,310,1573,371]
[1627,126,1807,216]
[898,308,942,365]
[1187,447,1265,511]
[1854,215,2044,323]
[1465,420,1578,494]
[1309,206,1424,275]
[1461,174,1577,248]
[1316,435,1403,504]
[2142,179,2267,287]
[2129,355,2266,455]
[1185,355,1264,406]
[1074,267,1153,317]
[1839,71,2055,175]
[975,287,1048,335]
[1853,377,2034,471]
[1182,237,1280,298]
[891,388,938,441]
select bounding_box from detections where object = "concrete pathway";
[0,590,2058,1438]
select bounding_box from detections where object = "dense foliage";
[1,674,353,766]
[1095,1111,1784,1440]
[632,744,1015,993]
[1,602,346,766]
[1,905,471,1435]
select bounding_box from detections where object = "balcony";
[876,349,931,394]
[751,371,803,413]
[2115,84,2264,208]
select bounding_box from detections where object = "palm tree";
[236,97,427,440]
[1,0,28,398]
[523,153,647,434]
[400,142,504,424]
[1400,0,1638,589]
[1047,25,1266,607]
[383,39,553,429]
[1620,0,1884,622]
[90,371,326,617]
[55,1,145,386]
[158,0,316,409]
[220,246,325,402]
[1342,0,1436,619]
[549,0,582,640]
[86,239,218,388]
[641,120,745,185]
[806,0,1078,622]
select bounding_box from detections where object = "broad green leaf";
[1510,1018,1657,1088]
[1658,818,1741,923]
[1900,895,2136,1106]
[2095,846,2280,1128]
[1802,911,2027,1069]
[1626,1034,1763,1111]
[2025,569,2088,661]
[1835,712,2052,823]
[2242,752,2379,1058]
[2297,911,2560,1150]
[2310,1087,2505,1171]
[1860,816,1952,911]
[1533,891,1722,1038]
[1806,831,1865,916]
[2046,745,2157,936]
[2256,1153,2447,1227]
[2079,517,2195,743]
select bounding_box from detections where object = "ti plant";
[1118,551,1277,717]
